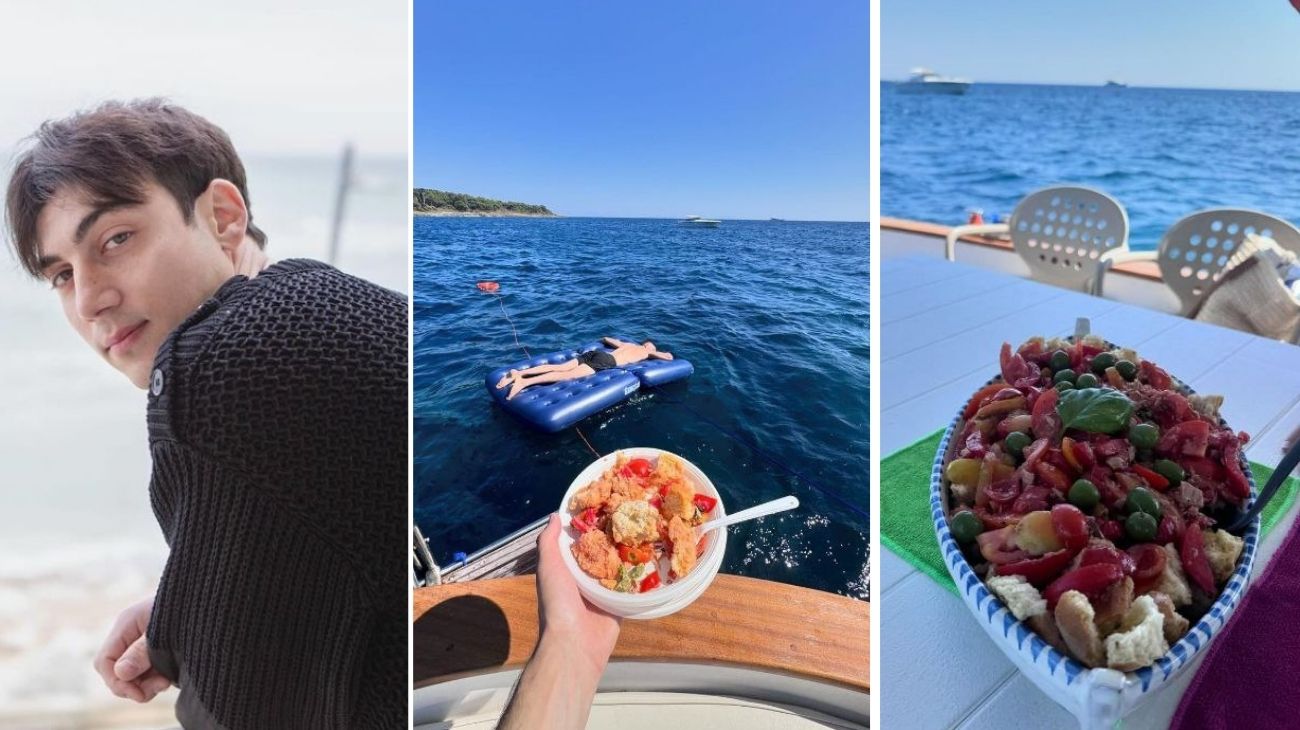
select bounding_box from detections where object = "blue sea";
[413,217,870,599]
[882,83,1300,250]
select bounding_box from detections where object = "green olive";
[1091,352,1118,373]
[1076,373,1100,389]
[950,510,984,544]
[1129,423,1159,451]
[1116,359,1138,380]
[1155,459,1185,486]
[1069,479,1100,509]
[1004,431,1032,459]
[1053,369,1078,386]
[1125,511,1158,542]
[1126,486,1162,519]
[1050,350,1071,372]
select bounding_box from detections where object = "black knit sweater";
[144,259,407,729]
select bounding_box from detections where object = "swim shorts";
[576,349,618,371]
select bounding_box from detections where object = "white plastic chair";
[1104,209,1300,316]
[945,186,1130,295]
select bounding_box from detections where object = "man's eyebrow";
[36,253,63,273]
[73,201,133,244]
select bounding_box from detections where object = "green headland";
[413,188,556,217]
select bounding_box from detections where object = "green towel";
[881,429,1300,595]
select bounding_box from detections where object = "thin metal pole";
[328,142,354,265]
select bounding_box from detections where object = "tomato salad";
[568,452,717,594]
[945,336,1247,671]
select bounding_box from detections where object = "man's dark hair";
[5,98,267,278]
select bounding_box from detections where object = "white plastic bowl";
[557,447,727,619]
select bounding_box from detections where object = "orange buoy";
[968,210,984,225]
[476,281,500,293]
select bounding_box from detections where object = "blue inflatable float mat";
[484,339,693,432]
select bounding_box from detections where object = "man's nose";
[74,269,121,322]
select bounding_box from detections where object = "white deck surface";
[880,256,1300,730]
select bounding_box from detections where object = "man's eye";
[50,269,72,289]
[104,231,132,249]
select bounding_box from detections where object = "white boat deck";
[880,256,1300,729]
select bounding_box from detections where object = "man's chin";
[107,356,153,391]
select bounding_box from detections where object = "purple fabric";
[1170,518,1300,729]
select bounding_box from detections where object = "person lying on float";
[496,337,675,399]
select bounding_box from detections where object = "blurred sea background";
[0,1,406,726]
[412,217,870,599]
[882,83,1300,249]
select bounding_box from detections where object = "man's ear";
[197,179,249,257]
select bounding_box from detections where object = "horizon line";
[883,78,1300,94]
[414,211,870,224]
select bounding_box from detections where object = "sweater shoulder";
[145,259,407,470]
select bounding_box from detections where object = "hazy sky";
[1,0,407,158]
[884,0,1300,91]
[415,0,870,221]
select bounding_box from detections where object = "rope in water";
[573,426,602,459]
[485,285,600,458]
[657,395,870,523]
[491,292,530,358]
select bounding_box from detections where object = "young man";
[495,337,675,399]
[5,100,407,728]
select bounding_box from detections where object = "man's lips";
[105,322,147,353]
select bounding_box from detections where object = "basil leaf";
[1056,388,1133,434]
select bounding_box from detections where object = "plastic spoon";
[696,495,800,537]
[1224,435,1300,535]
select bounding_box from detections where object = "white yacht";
[680,215,721,227]
[898,68,971,95]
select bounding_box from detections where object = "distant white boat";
[680,215,721,227]
[898,67,971,95]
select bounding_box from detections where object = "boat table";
[880,256,1300,729]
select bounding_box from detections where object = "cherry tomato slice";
[1043,563,1125,609]
[1062,437,1095,471]
[965,383,1012,420]
[1221,440,1252,504]
[639,571,661,592]
[618,543,654,564]
[1128,543,1168,594]
[1031,387,1061,440]
[1140,360,1173,390]
[1180,527,1217,595]
[1035,461,1072,494]
[1000,342,1036,388]
[1132,464,1170,491]
[693,494,718,513]
[570,507,600,534]
[1157,420,1211,458]
[977,526,1030,565]
[625,458,653,479]
[995,546,1077,587]
[1078,544,1136,575]
[1051,504,1089,551]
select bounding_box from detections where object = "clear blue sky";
[884,0,1300,91]
[415,1,869,221]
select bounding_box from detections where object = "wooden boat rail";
[414,573,870,692]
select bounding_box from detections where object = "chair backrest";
[1157,209,1300,316]
[1007,186,1129,292]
